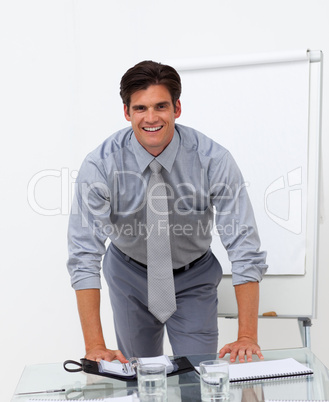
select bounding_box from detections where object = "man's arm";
[218,281,263,363]
[75,289,128,363]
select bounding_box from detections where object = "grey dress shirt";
[67,124,267,290]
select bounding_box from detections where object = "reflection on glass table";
[12,348,329,401]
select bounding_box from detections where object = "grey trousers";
[103,243,222,358]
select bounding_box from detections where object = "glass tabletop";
[11,348,329,401]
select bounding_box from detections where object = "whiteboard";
[168,50,322,317]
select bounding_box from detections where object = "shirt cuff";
[232,264,268,286]
[71,276,102,290]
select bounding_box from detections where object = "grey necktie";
[147,159,177,323]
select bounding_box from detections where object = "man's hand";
[85,344,128,363]
[219,336,264,363]
[221,282,262,363]
[75,289,128,364]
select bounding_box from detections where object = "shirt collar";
[131,128,180,173]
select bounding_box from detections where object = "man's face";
[124,84,181,156]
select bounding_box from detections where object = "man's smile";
[143,126,163,132]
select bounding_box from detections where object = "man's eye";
[132,106,146,112]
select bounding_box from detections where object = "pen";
[122,363,128,374]
[16,388,65,395]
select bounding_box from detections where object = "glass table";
[11,348,329,401]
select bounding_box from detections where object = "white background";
[1,1,329,400]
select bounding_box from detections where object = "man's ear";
[124,104,131,121]
[174,100,182,119]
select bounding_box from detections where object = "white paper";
[178,55,310,276]
[229,358,312,381]
[99,360,135,376]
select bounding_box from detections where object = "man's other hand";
[85,345,128,363]
[218,336,264,363]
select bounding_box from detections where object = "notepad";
[229,358,313,383]
[98,360,136,377]
[98,354,174,377]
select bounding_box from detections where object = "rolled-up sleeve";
[210,151,268,285]
[67,155,111,290]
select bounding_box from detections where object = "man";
[67,60,267,365]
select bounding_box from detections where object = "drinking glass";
[137,363,167,402]
[199,359,230,401]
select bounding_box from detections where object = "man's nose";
[145,108,158,123]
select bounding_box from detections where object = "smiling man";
[67,61,268,365]
[124,84,181,156]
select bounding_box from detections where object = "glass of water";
[199,360,230,401]
[137,363,167,402]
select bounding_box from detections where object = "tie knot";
[149,159,162,174]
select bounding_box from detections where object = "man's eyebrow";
[131,101,171,110]
[156,101,171,107]
[131,104,145,110]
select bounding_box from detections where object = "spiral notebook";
[229,358,313,383]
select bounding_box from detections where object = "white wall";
[1,1,328,400]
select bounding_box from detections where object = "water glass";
[199,359,230,401]
[137,363,167,402]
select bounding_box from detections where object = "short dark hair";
[120,60,181,111]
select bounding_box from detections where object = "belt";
[127,251,208,275]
